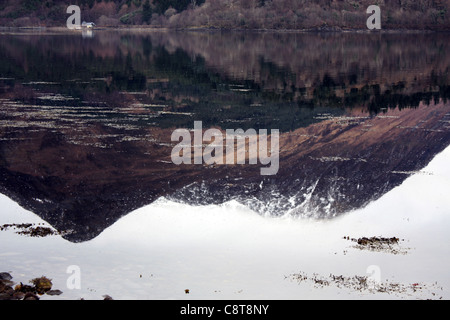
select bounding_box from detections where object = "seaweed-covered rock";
[30,276,53,294]
[24,292,40,300]
[0,279,14,300]
[356,237,399,246]
[1,273,63,300]
[0,223,57,237]
[17,226,57,237]
[15,283,36,293]
[343,236,407,255]
[12,291,26,300]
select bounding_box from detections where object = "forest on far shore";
[0,0,449,30]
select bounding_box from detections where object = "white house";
[81,22,95,29]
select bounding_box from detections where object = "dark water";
[0,30,449,242]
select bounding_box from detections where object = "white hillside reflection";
[0,31,449,299]
[1,145,448,300]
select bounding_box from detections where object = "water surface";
[0,30,449,242]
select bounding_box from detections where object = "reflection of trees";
[312,75,450,114]
[0,31,449,131]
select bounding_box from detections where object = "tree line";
[0,0,448,29]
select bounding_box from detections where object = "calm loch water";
[0,30,449,242]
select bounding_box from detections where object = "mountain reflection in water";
[0,31,449,242]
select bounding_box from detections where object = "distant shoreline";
[0,25,448,34]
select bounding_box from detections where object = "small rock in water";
[0,279,14,292]
[23,292,40,300]
[0,292,13,300]
[46,289,63,296]
[12,291,26,300]
[0,272,13,281]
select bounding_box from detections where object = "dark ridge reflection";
[0,31,449,242]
